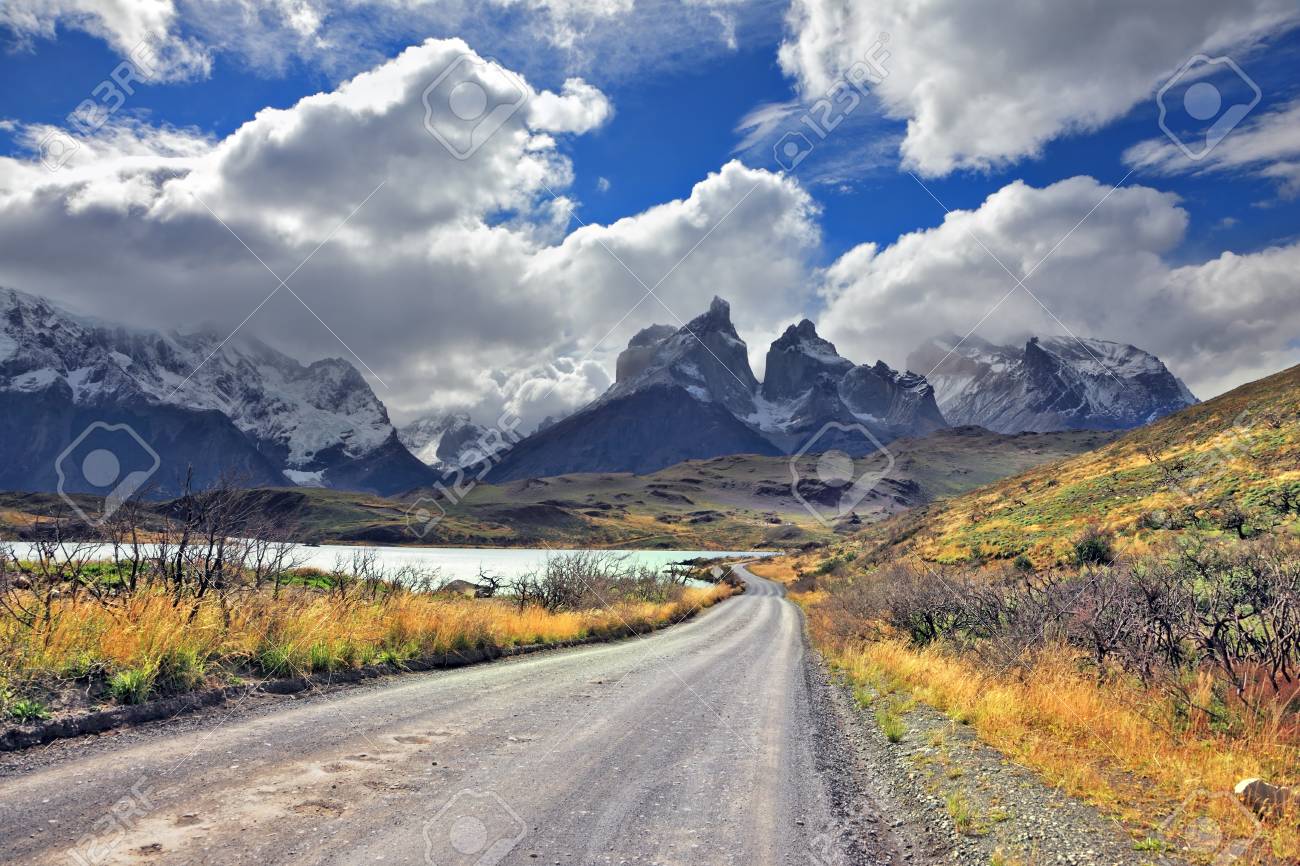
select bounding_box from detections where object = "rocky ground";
[823,659,1173,866]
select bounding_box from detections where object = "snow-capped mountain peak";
[397,412,491,470]
[606,296,759,417]
[0,287,430,495]
[907,333,1197,433]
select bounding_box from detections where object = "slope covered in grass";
[843,364,1300,566]
[779,365,1300,862]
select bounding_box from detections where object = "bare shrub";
[843,536,1300,722]
[511,552,687,613]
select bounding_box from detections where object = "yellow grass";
[1,583,734,696]
[835,364,1300,568]
[818,631,1300,861]
[746,559,798,585]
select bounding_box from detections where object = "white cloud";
[529,78,614,133]
[475,356,613,432]
[1,0,772,84]
[527,159,821,380]
[778,0,1300,176]
[1124,97,1300,198]
[818,175,1300,398]
[0,39,821,428]
[0,0,210,79]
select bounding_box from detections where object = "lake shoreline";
[3,540,777,584]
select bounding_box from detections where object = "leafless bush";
[841,536,1300,719]
[0,524,101,641]
[0,470,320,633]
[146,472,309,620]
[511,552,687,612]
[823,561,971,644]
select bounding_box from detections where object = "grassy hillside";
[842,364,1300,567]
[0,428,1108,549]
[779,365,1300,863]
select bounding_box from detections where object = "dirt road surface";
[0,567,903,865]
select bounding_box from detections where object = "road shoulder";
[828,664,1168,866]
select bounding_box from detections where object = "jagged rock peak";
[762,317,853,402]
[773,319,840,352]
[686,296,739,335]
[628,324,676,348]
[616,324,676,384]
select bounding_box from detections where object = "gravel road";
[0,567,904,866]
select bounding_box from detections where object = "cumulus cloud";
[1124,97,1300,198]
[0,39,821,429]
[457,357,613,433]
[817,175,1300,398]
[528,78,614,133]
[778,0,1300,176]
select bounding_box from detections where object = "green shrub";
[256,644,295,677]
[876,709,905,742]
[945,791,977,833]
[8,698,52,723]
[158,647,206,691]
[308,642,338,673]
[1072,526,1114,566]
[108,667,156,705]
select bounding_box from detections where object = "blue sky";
[1,1,1299,423]
[7,15,1297,264]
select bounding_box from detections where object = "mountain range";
[0,288,1197,498]
[907,334,1197,433]
[0,288,432,497]
[485,298,948,481]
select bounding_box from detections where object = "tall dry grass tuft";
[1,581,732,705]
[812,620,1300,861]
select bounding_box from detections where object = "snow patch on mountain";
[398,412,491,469]
[909,333,1197,433]
[0,287,409,484]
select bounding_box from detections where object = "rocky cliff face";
[0,288,432,496]
[748,320,947,454]
[615,324,678,385]
[601,297,761,419]
[489,300,949,480]
[907,334,1197,433]
[761,319,854,403]
[490,298,780,482]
